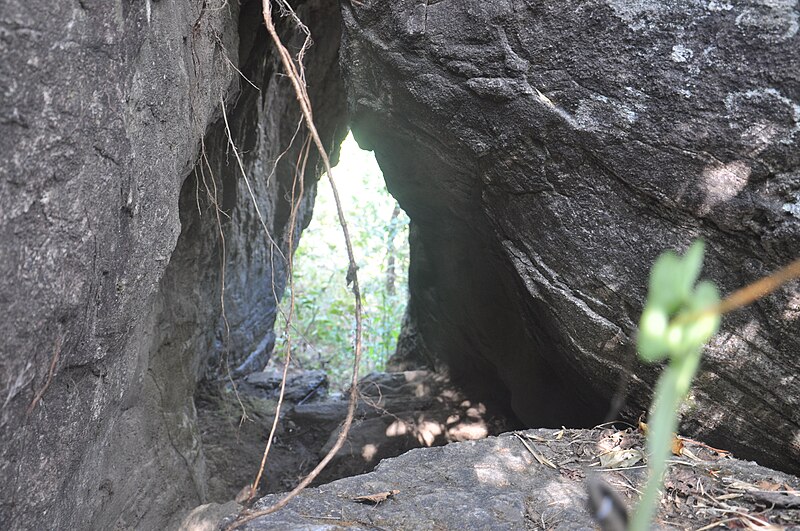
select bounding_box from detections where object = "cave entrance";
[195,132,520,504]
[274,132,410,390]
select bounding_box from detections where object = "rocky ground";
[202,430,800,530]
[192,368,800,530]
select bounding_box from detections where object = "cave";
[2,0,799,529]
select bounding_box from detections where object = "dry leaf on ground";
[352,490,400,505]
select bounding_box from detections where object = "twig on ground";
[513,432,557,469]
[694,517,740,531]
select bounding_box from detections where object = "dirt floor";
[195,367,516,504]
[195,375,327,501]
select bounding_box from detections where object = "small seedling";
[631,243,800,530]
[631,240,721,531]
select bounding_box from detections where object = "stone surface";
[240,368,329,402]
[340,0,800,473]
[179,500,242,531]
[225,428,800,530]
[0,0,346,529]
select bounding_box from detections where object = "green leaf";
[665,322,685,354]
[675,347,702,397]
[647,251,683,313]
[680,281,721,351]
[677,240,705,301]
[689,279,720,311]
[638,307,670,361]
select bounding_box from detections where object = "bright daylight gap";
[274,132,410,390]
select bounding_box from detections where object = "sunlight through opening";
[276,132,410,390]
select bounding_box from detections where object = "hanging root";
[248,134,312,501]
[225,1,364,528]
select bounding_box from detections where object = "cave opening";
[193,127,521,506]
[272,131,411,391]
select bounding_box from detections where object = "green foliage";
[638,241,720,362]
[275,133,410,390]
[631,240,721,531]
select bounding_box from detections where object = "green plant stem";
[631,348,702,531]
[629,362,683,531]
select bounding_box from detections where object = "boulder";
[340,0,800,473]
[0,0,346,528]
[241,368,329,403]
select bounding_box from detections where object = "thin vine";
[225,1,364,528]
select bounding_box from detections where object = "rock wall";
[340,0,800,473]
[0,0,345,529]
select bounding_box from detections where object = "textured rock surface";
[340,0,800,473]
[232,432,599,530]
[0,0,345,529]
[223,428,800,530]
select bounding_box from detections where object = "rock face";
[0,0,345,529]
[340,0,800,473]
